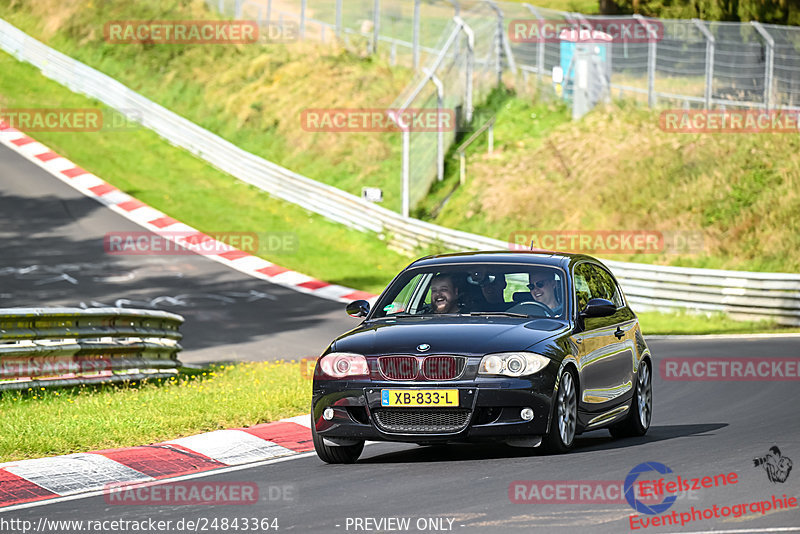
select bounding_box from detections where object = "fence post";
[751,21,775,110]
[523,4,545,83]
[372,0,381,55]
[413,0,421,69]
[455,17,475,123]
[218,0,225,14]
[635,14,657,108]
[266,0,272,24]
[234,0,243,18]
[402,129,410,217]
[451,1,461,58]
[485,1,504,86]
[300,0,306,40]
[335,0,342,38]
[692,19,715,109]
[426,70,445,182]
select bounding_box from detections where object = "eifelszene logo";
[624,462,678,515]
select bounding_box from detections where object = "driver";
[429,274,461,314]
[528,270,562,316]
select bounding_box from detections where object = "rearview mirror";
[580,298,616,318]
[346,299,370,318]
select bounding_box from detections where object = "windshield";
[373,264,566,319]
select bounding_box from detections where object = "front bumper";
[312,376,555,443]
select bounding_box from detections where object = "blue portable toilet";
[558,28,612,102]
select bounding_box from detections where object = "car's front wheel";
[543,367,577,453]
[311,418,364,464]
[609,359,652,438]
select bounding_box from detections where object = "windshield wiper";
[469,312,531,318]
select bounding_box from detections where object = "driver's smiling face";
[431,277,458,314]
[529,274,557,309]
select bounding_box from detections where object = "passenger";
[528,270,562,316]
[429,274,460,314]
[480,274,508,310]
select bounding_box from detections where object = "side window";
[593,266,623,307]
[381,274,425,315]
[573,264,594,312]
[603,270,624,307]
[574,263,622,310]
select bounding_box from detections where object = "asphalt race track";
[2,144,800,533]
[0,143,355,364]
[4,336,799,532]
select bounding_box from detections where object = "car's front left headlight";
[478,352,551,377]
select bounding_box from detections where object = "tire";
[311,417,364,464]
[609,360,652,438]
[542,367,578,454]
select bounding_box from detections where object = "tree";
[598,0,800,24]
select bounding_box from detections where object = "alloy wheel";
[557,372,577,445]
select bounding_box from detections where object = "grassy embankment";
[0,362,310,462]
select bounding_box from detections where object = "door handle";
[614,327,625,339]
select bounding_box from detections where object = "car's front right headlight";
[318,352,370,378]
[478,352,551,377]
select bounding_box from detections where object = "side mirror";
[580,298,616,318]
[346,299,370,318]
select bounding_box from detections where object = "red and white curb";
[0,416,313,509]
[0,121,378,304]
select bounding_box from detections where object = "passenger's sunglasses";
[527,281,549,290]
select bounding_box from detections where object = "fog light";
[520,407,534,421]
[323,407,335,421]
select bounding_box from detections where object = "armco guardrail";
[0,308,183,390]
[0,19,798,326]
[601,261,800,326]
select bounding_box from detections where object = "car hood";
[331,316,568,356]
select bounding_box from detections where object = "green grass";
[0,362,310,462]
[638,311,800,335]
[0,50,411,293]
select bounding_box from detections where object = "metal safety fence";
[0,308,184,391]
[209,0,800,214]
[1,17,798,324]
[215,0,800,110]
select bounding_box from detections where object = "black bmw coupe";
[311,251,653,463]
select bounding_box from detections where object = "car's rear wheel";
[609,360,652,438]
[311,418,365,464]
[543,367,577,453]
